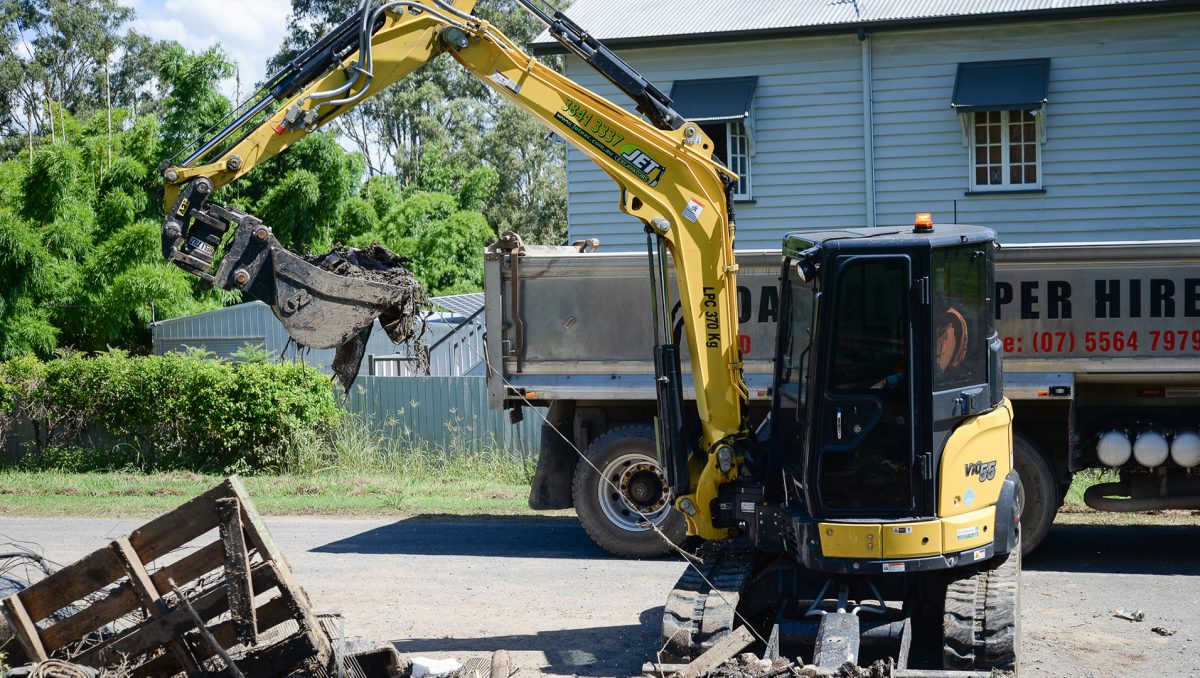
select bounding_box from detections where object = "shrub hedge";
[0,350,342,472]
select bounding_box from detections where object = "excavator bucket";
[163,198,427,386]
[215,224,423,350]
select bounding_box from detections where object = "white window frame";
[724,121,753,200]
[966,109,1044,192]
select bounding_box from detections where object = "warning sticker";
[491,71,521,94]
[973,547,988,561]
[682,198,705,223]
[892,526,913,535]
[956,526,980,541]
[882,562,906,573]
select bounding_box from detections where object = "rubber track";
[943,543,1020,671]
[660,542,756,660]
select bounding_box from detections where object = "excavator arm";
[160,0,747,539]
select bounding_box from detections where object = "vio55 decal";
[965,460,998,482]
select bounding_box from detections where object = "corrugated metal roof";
[532,0,1190,47]
[429,292,485,318]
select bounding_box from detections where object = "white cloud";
[125,0,293,103]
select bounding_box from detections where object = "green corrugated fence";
[345,376,545,457]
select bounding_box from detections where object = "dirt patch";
[305,243,430,391]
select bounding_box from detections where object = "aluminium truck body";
[484,237,1200,555]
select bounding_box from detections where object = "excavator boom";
[161,0,748,537]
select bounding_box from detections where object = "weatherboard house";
[532,0,1200,251]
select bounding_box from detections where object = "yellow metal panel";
[818,523,882,558]
[938,399,1014,518]
[881,521,943,558]
[940,506,996,551]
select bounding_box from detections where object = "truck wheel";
[1013,434,1058,556]
[943,532,1021,673]
[572,424,687,558]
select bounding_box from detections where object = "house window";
[951,58,1050,193]
[669,76,758,200]
[700,121,752,199]
[970,109,1040,190]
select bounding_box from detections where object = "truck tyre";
[572,424,687,558]
[1013,434,1057,556]
[943,532,1021,673]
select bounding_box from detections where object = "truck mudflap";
[163,181,427,384]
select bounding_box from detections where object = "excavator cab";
[718,221,1021,671]
[774,222,1010,527]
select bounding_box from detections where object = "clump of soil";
[305,243,430,392]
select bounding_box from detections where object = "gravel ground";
[2,515,1196,677]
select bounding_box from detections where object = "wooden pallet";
[1,476,332,677]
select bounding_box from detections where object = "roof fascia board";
[529,3,1200,56]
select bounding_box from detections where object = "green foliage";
[22,143,89,223]
[2,352,343,473]
[156,44,235,157]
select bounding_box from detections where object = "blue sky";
[119,0,294,103]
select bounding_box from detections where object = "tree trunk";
[105,43,113,169]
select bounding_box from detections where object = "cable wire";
[428,294,771,651]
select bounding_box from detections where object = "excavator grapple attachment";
[162,187,427,388]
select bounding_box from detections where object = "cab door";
[811,255,917,516]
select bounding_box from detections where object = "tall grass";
[282,414,535,484]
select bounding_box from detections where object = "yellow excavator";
[160,0,1021,673]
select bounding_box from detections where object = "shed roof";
[531,0,1195,51]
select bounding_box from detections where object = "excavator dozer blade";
[214,221,418,350]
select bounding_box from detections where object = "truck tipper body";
[485,237,1200,555]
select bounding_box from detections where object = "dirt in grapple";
[305,243,431,392]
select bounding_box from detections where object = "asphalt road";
[2,515,1197,677]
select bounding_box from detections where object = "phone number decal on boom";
[555,99,665,187]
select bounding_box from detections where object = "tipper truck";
[486,237,1200,557]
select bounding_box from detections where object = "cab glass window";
[829,259,909,392]
[931,245,988,391]
[779,279,814,408]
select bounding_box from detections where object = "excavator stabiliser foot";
[162,183,426,352]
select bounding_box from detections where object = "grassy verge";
[0,470,551,519]
[0,414,559,519]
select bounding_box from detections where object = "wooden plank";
[229,476,331,662]
[127,479,232,562]
[677,626,755,678]
[149,540,226,592]
[137,596,296,676]
[111,537,162,609]
[72,563,279,670]
[39,584,140,652]
[1,595,49,661]
[19,547,125,621]
[216,497,257,646]
[42,535,227,650]
[112,536,206,677]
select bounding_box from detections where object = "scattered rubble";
[1113,608,1146,622]
[305,243,430,391]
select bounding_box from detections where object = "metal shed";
[150,293,485,377]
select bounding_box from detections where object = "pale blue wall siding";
[871,13,1200,241]
[561,11,1200,250]
[563,34,867,251]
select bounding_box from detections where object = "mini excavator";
[160,1,1021,673]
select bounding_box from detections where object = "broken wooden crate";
[0,476,335,677]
